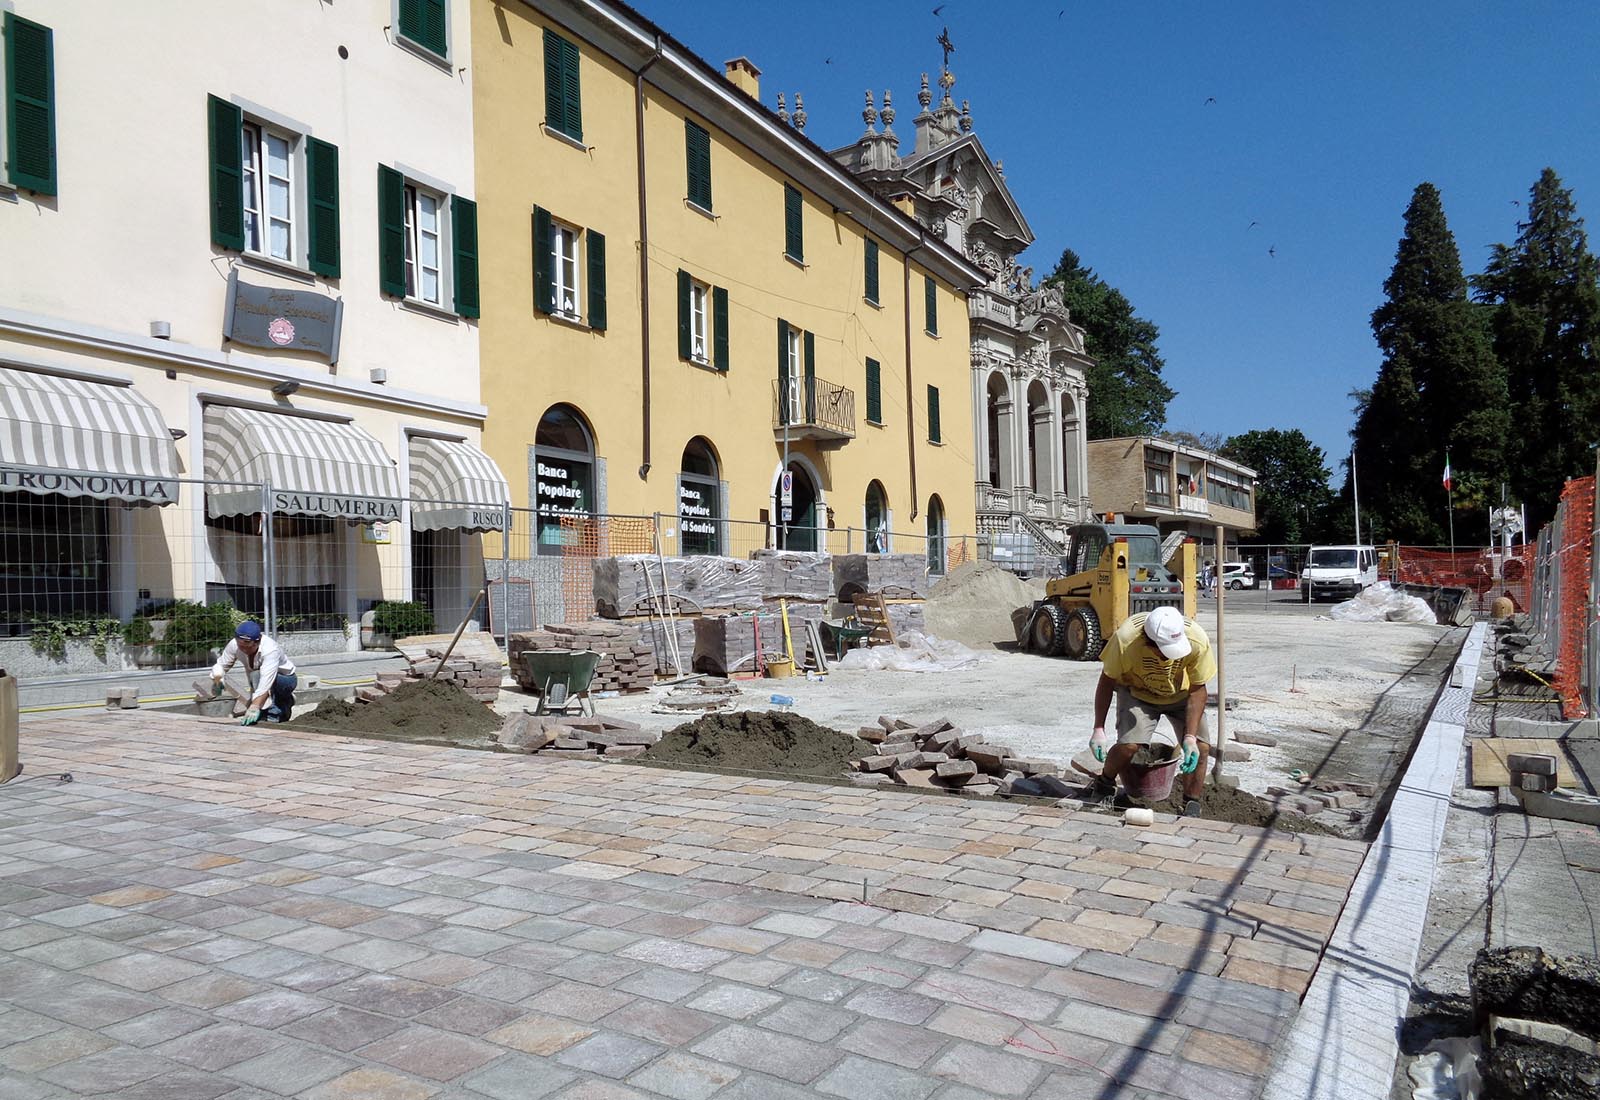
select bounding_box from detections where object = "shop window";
[534,404,595,555]
[865,480,889,552]
[678,438,721,556]
[0,492,108,626]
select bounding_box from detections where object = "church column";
[1009,370,1028,514]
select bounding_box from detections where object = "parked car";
[1220,561,1256,589]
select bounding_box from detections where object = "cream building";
[0,1,500,655]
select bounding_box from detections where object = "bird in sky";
[1204,96,1217,105]
[1511,199,1521,206]
[933,4,945,14]
[1268,245,1277,258]
[824,57,832,64]
[1248,220,1259,230]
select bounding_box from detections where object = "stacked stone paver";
[1,712,1368,1099]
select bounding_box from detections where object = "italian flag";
[1442,454,1452,492]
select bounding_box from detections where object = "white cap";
[1143,606,1191,660]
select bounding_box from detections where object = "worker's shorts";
[1114,687,1211,747]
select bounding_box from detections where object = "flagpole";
[1444,451,1455,571]
[1351,449,1361,547]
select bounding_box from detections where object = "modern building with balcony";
[831,60,1095,553]
[1086,437,1259,558]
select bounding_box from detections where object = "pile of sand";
[925,561,1041,649]
[289,679,503,743]
[642,710,867,777]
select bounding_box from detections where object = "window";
[209,96,340,277]
[377,165,477,317]
[677,271,728,369]
[533,205,605,329]
[783,183,803,262]
[1206,467,1251,511]
[925,274,938,335]
[534,404,595,554]
[864,238,879,304]
[926,495,947,576]
[865,481,889,552]
[543,28,582,142]
[1145,460,1172,507]
[777,320,805,424]
[865,358,882,424]
[679,438,722,556]
[685,118,711,211]
[396,0,448,59]
[3,12,57,195]
[927,385,941,443]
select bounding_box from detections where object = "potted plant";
[364,601,434,649]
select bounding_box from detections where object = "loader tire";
[1031,603,1068,656]
[1063,606,1104,661]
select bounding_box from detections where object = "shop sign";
[361,523,392,544]
[535,460,588,519]
[224,269,344,364]
[0,464,179,505]
[678,482,715,537]
[272,490,402,521]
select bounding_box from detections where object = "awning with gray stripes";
[0,367,180,505]
[408,435,509,532]
[204,405,403,521]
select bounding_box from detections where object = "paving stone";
[685,982,785,1019]
[967,929,1085,968]
[455,966,561,1004]
[756,998,857,1043]
[36,1047,176,1092]
[838,1017,950,1069]
[300,1066,442,1100]
[214,988,329,1028]
[154,1024,283,1071]
[773,967,861,1004]
[322,973,461,1017]
[842,984,942,1025]
[816,1053,940,1099]
[413,994,526,1036]
[524,981,637,1023]
[601,998,720,1046]
[925,1041,1043,1096]
[95,1067,241,1100]
[488,1012,596,1057]
[283,1006,406,1052]
[625,1049,741,1100]
[616,938,732,972]
[614,967,709,1004]
[0,1028,116,1072]
[220,1044,354,1093]
[462,1052,578,1100]
[101,1006,213,1047]
[691,1022,840,1083]
[553,1030,665,1078]
[361,1024,505,1081]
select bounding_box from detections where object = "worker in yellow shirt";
[1088,606,1217,816]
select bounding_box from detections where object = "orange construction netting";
[1393,543,1536,615]
[559,515,656,621]
[1551,476,1594,717]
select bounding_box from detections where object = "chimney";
[724,57,761,100]
[891,194,917,219]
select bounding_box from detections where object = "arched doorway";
[1060,391,1079,500]
[533,404,595,555]
[926,494,946,575]
[775,460,819,551]
[679,437,721,556]
[986,371,1008,490]
[865,480,889,552]
[1026,380,1049,493]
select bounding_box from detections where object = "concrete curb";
[1261,623,1485,1100]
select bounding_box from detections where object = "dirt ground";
[288,679,503,748]
[641,710,868,777]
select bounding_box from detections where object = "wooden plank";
[1469,738,1577,788]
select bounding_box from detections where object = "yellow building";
[472,0,982,595]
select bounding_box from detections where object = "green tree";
[1045,249,1174,438]
[1474,167,1600,530]
[1221,429,1334,543]
[1354,182,1508,542]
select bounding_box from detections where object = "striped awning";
[0,367,180,505]
[409,435,509,532]
[203,405,403,521]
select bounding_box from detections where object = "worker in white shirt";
[210,621,298,725]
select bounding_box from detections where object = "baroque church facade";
[831,62,1094,548]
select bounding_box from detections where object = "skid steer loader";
[1014,523,1196,660]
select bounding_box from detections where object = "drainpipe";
[903,234,927,521]
[634,37,664,480]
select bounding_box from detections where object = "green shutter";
[4,13,55,195]
[784,183,803,261]
[712,286,729,371]
[544,30,581,141]
[533,205,554,314]
[561,36,582,141]
[206,95,244,250]
[777,319,790,423]
[676,270,692,359]
[685,119,711,210]
[925,274,938,335]
[804,330,816,424]
[866,358,882,424]
[377,165,406,296]
[928,385,941,443]
[305,138,340,278]
[586,229,605,330]
[864,239,879,304]
[452,195,479,318]
[399,0,447,57]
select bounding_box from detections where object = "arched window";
[926,494,946,575]
[865,480,889,552]
[533,404,594,554]
[679,438,721,555]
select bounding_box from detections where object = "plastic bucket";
[765,657,795,679]
[1118,743,1182,800]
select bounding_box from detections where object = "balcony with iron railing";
[771,376,855,443]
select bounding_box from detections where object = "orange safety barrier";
[947,536,975,573]
[1393,543,1536,615]
[558,515,656,622]
[1551,476,1594,718]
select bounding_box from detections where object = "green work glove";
[211,678,225,698]
[241,705,261,726]
[1179,737,1200,775]
[1089,728,1109,763]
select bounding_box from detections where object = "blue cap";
[235,621,262,642]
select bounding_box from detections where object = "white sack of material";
[834,631,989,672]
[1329,581,1435,624]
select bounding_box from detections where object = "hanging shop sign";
[223,269,344,364]
[0,464,179,505]
[271,490,402,521]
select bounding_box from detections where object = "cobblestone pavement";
[0,714,1367,1099]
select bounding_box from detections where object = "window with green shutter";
[305,138,340,278]
[783,183,803,262]
[398,0,448,59]
[207,95,245,250]
[685,119,711,211]
[863,239,879,305]
[533,205,554,314]
[377,165,406,297]
[712,287,729,371]
[586,230,606,330]
[866,359,882,424]
[925,274,938,336]
[927,385,942,443]
[543,28,582,142]
[452,195,479,318]
[4,12,55,195]
[777,319,791,423]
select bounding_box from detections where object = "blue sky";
[629,0,1600,475]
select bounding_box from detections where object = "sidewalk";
[0,712,1367,1099]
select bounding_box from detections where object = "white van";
[1301,545,1378,601]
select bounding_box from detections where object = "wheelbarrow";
[520,649,602,716]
